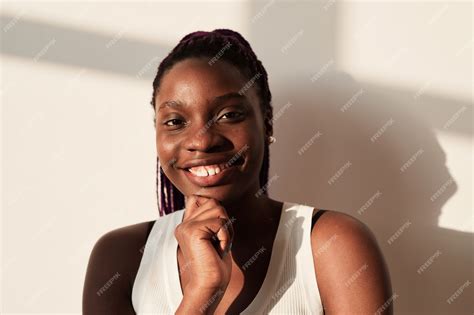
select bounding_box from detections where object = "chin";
[187,184,237,203]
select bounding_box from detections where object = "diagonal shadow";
[1,13,170,79]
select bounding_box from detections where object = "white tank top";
[132,201,325,314]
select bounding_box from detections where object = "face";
[155,57,268,204]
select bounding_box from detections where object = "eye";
[219,111,244,120]
[164,118,184,126]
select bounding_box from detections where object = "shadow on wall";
[0,13,170,80]
[267,71,473,314]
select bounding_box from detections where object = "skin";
[82,56,393,315]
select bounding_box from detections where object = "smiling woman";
[83,29,393,315]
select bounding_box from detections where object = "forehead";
[156,57,259,109]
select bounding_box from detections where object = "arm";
[311,210,393,315]
[176,283,227,315]
[83,222,153,315]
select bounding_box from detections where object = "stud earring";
[268,136,276,144]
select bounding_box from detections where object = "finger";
[191,206,227,223]
[183,194,212,221]
[194,212,234,245]
[187,199,223,221]
[193,199,234,243]
[197,217,233,255]
[216,225,232,254]
[193,217,230,239]
[216,219,234,254]
[193,208,234,254]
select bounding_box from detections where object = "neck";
[220,193,281,240]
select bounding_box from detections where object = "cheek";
[235,125,264,169]
[156,135,179,169]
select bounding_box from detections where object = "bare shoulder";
[82,220,156,314]
[310,209,376,247]
[86,219,156,282]
[310,209,393,314]
[94,220,156,253]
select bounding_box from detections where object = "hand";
[174,194,234,293]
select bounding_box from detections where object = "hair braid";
[152,29,273,216]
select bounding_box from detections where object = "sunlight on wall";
[436,130,473,233]
[335,1,472,100]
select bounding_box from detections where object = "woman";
[83,29,392,314]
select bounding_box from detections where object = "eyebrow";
[158,92,247,111]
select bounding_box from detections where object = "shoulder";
[92,220,156,254]
[86,220,156,280]
[310,209,376,250]
[309,209,393,314]
[82,220,156,314]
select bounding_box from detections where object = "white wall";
[1,1,472,314]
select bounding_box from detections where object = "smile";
[187,162,229,177]
[182,156,244,187]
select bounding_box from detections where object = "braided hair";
[151,29,274,217]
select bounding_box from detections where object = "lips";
[180,155,244,170]
[180,156,245,187]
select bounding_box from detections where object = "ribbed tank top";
[132,201,324,314]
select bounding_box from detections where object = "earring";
[268,136,276,144]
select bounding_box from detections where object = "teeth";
[188,163,226,177]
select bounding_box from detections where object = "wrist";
[176,285,226,315]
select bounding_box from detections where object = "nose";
[183,119,225,152]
